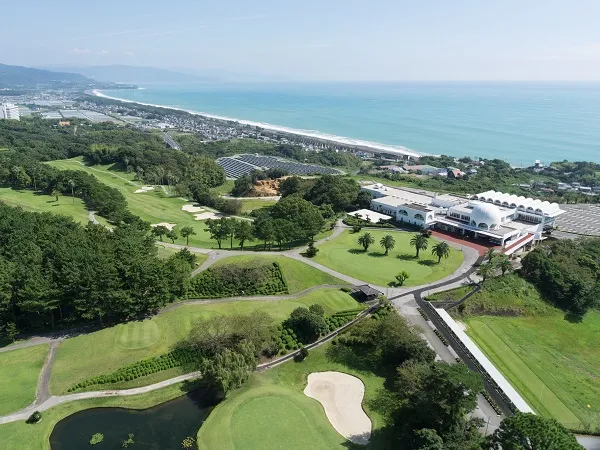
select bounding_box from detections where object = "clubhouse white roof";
[474,191,564,217]
[435,308,535,414]
[347,209,392,223]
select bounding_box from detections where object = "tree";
[380,234,396,255]
[272,218,294,250]
[166,229,178,244]
[253,214,275,250]
[358,232,375,251]
[204,218,232,249]
[305,242,319,257]
[68,179,75,203]
[413,428,444,450]
[395,271,410,286]
[497,254,512,276]
[234,220,254,250]
[309,304,325,316]
[180,226,196,246]
[431,242,451,263]
[152,225,169,241]
[410,234,429,258]
[487,413,581,450]
[485,247,496,264]
[51,188,60,202]
[286,307,327,342]
[476,263,494,283]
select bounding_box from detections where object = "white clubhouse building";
[354,184,565,253]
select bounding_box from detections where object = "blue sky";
[4,0,600,80]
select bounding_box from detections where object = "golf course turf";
[49,289,362,394]
[0,344,49,416]
[313,229,463,286]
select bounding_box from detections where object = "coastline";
[91,89,424,158]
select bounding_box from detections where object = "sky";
[4,0,600,81]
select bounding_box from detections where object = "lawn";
[464,309,600,429]
[197,344,388,450]
[0,380,196,450]
[0,187,108,227]
[239,198,277,213]
[313,230,463,286]
[155,243,208,266]
[0,344,49,415]
[213,255,348,294]
[49,289,361,394]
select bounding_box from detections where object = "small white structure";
[1,103,20,121]
[346,209,391,224]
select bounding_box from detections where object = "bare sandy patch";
[304,371,371,445]
[151,222,176,230]
[182,204,205,213]
[134,186,154,194]
[456,321,467,332]
[194,212,222,221]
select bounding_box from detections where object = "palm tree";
[410,233,429,258]
[68,179,75,204]
[51,189,60,202]
[497,255,512,276]
[395,270,410,286]
[485,247,496,265]
[476,263,494,283]
[380,234,396,255]
[431,241,451,263]
[180,226,197,246]
[357,232,375,252]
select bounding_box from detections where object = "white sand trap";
[194,212,222,221]
[182,204,205,213]
[134,186,154,194]
[304,371,371,445]
[151,222,176,230]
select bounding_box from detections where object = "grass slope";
[0,187,108,226]
[0,344,49,415]
[197,344,387,450]
[239,198,277,213]
[213,255,348,294]
[49,289,361,394]
[314,230,463,286]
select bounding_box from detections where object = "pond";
[50,388,223,449]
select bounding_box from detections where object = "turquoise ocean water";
[102,82,600,165]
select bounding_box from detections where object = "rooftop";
[474,190,564,217]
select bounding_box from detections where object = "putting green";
[114,321,160,350]
[313,230,463,286]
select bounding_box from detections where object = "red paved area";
[502,233,534,255]
[431,229,497,256]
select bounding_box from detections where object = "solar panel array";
[216,154,342,179]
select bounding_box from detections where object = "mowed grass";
[0,187,108,227]
[47,158,234,248]
[465,311,600,429]
[198,344,387,450]
[49,289,361,394]
[0,344,49,415]
[313,230,463,286]
[213,255,348,294]
[239,198,277,213]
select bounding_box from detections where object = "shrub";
[294,346,309,362]
[305,242,319,257]
[90,433,104,445]
[26,411,42,424]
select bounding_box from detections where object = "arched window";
[490,224,498,230]
[510,203,517,208]
[479,196,487,201]
[487,198,494,203]
[414,214,425,221]
[495,200,502,205]
[502,201,509,206]
[535,208,542,213]
[478,223,489,230]
[471,220,477,226]
[399,210,408,216]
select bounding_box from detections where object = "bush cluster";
[273,325,302,355]
[371,302,393,320]
[433,328,450,346]
[187,262,288,298]
[325,308,363,332]
[343,216,394,228]
[482,390,503,415]
[416,307,430,321]
[69,347,201,391]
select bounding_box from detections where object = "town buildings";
[1,103,20,120]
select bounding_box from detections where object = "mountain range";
[0,63,95,89]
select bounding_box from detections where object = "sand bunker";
[194,212,222,221]
[304,371,371,445]
[182,204,205,213]
[134,186,154,194]
[151,222,176,230]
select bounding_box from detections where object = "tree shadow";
[397,253,417,261]
[367,252,387,258]
[564,311,584,323]
[348,248,366,255]
[417,260,436,267]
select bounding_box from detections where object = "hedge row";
[273,325,302,355]
[371,303,392,320]
[343,216,395,228]
[69,347,201,392]
[416,307,429,321]
[433,328,450,347]
[482,390,503,415]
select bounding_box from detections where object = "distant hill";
[43,65,218,84]
[0,63,95,89]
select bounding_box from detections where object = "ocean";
[101,82,600,165]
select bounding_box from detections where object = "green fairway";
[49,289,362,394]
[0,344,49,415]
[198,344,387,450]
[239,198,277,213]
[313,230,463,286]
[213,255,348,293]
[0,187,108,226]
[466,312,600,429]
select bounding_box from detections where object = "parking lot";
[555,204,600,236]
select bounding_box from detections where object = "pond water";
[50,389,222,449]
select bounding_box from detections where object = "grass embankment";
[457,275,600,429]
[212,255,348,294]
[313,229,463,286]
[197,344,387,450]
[0,381,196,450]
[0,344,49,416]
[426,285,472,303]
[155,244,208,265]
[239,198,277,213]
[0,187,109,227]
[49,289,361,395]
